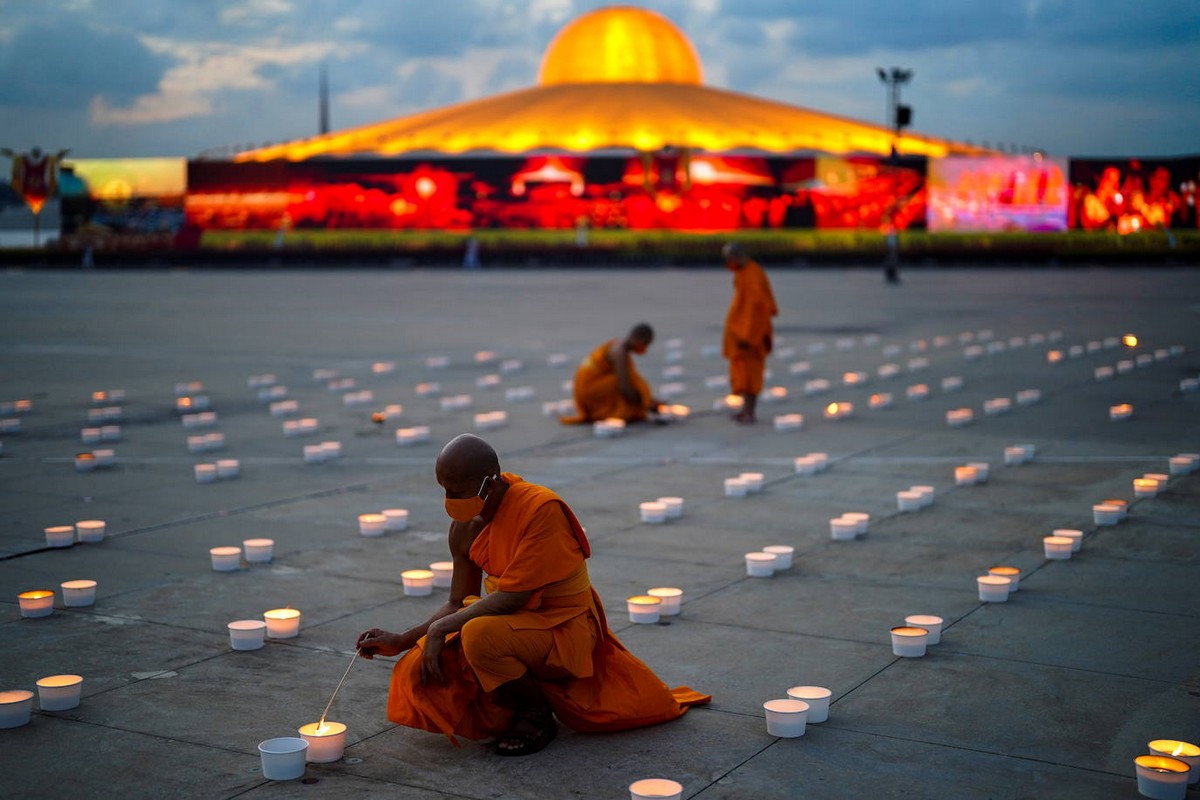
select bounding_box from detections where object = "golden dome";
[538,6,702,86]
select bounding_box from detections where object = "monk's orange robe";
[560,339,654,424]
[386,475,710,742]
[723,259,778,395]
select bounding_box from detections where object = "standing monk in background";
[722,243,778,423]
[560,323,661,424]
[356,435,709,756]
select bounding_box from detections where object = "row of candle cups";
[81,425,121,442]
[1136,739,1200,799]
[954,462,990,486]
[762,685,834,738]
[830,513,870,540]
[74,449,115,471]
[977,566,1022,601]
[0,676,85,727]
[187,432,224,452]
[181,411,217,428]
[195,460,240,482]
[282,418,319,437]
[44,519,106,547]
[18,582,98,615]
[593,418,626,438]
[890,615,945,657]
[210,539,275,570]
[257,720,350,776]
[358,509,409,537]
[638,497,684,523]
[745,546,794,577]
[897,485,935,512]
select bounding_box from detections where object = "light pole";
[876,67,913,153]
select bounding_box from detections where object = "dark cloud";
[0,19,171,107]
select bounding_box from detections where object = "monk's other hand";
[356,628,403,659]
[420,627,447,685]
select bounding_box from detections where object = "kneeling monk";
[356,434,710,756]
[560,323,661,424]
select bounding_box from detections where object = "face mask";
[444,476,492,522]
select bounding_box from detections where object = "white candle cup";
[869,393,894,411]
[1169,456,1195,476]
[793,456,818,475]
[773,413,804,431]
[194,464,217,483]
[401,569,435,597]
[945,408,974,428]
[988,566,1021,592]
[36,675,83,711]
[629,778,683,800]
[763,545,794,570]
[216,459,240,479]
[1053,529,1083,553]
[18,590,55,618]
[242,538,274,563]
[786,686,832,723]
[912,485,935,508]
[259,736,310,780]
[1147,741,1200,785]
[44,525,76,548]
[1043,535,1073,560]
[203,432,225,451]
[890,626,929,657]
[842,512,870,536]
[977,575,1012,602]
[941,376,964,392]
[429,561,454,588]
[763,698,809,737]
[382,509,409,532]
[1133,478,1160,499]
[81,427,102,443]
[807,453,829,472]
[1181,378,1200,393]
[739,472,764,493]
[263,608,301,639]
[1093,503,1122,526]
[724,477,749,497]
[92,449,115,468]
[639,501,668,524]
[905,615,943,645]
[983,398,1012,416]
[1102,499,1129,520]
[358,513,387,537]
[954,466,979,487]
[209,546,242,572]
[823,401,853,421]
[897,490,923,512]
[1116,359,1135,373]
[647,587,682,616]
[61,580,97,607]
[228,620,267,651]
[830,517,858,541]
[1016,389,1041,406]
[905,384,929,401]
[1094,366,1115,381]
[0,690,34,729]
[299,721,347,763]
[1134,755,1190,800]
[745,552,776,577]
[320,441,342,460]
[1109,403,1134,421]
[627,595,663,624]
[301,444,324,464]
[269,400,298,417]
[656,497,684,519]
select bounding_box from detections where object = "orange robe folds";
[387,475,710,742]
[723,259,778,395]
[561,339,654,424]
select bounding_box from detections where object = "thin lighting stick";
[318,648,361,726]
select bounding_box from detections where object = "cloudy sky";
[2,0,1197,160]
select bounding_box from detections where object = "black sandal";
[494,714,557,757]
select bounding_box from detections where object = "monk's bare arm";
[610,340,640,403]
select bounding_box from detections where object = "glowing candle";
[320,441,342,460]
[75,452,97,472]
[905,384,929,401]
[401,569,434,596]
[263,608,301,639]
[1169,456,1195,476]
[663,403,690,422]
[626,595,662,624]
[475,374,501,390]
[744,552,776,577]
[763,698,809,737]
[216,459,240,479]
[270,399,298,417]
[724,477,748,497]
[1147,741,1200,784]
[954,466,979,487]
[1101,498,1129,520]
[81,427,102,443]
[823,401,852,420]
[1134,755,1190,799]
[977,575,1012,602]
[869,392,894,410]
[988,566,1021,592]
[298,721,347,763]
[842,512,870,536]
[763,545,794,569]
[647,587,682,616]
[1051,529,1082,553]
[18,590,55,618]
[303,444,325,464]
[629,779,683,800]
[911,485,935,507]
[842,371,868,387]
[1043,535,1073,560]
[765,386,789,402]
[227,620,267,651]
[1046,349,1064,364]
[1109,403,1133,421]
[1092,503,1122,526]
[639,501,668,524]
[429,562,453,588]
[1094,365,1115,381]
[656,497,684,519]
[941,376,963,392]
[830,517,858,541]
[739,472,764,493]
[773,413,804,431]
[210,546,242,571]
[474,350,496,364]
[194,464,217,483]
[1016,389,1041,406]
[358,513,387,537]
[890,626,929,657]
[983,397,1012,416]
[241,538,273,563]
[61,580,97,607]
[1133,478,1160,499]
[968,462,990,483]
[44,525,75,548]
[786,686,831,723]
[896,490,923,512]
[35,674,83,711]
[0,690,34,729]
[905,614,944,644]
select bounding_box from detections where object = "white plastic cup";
[35,675,83,711]
[647,587,682,616]
[629,779,683,800]
[988,566,1021,592]
[1043,535,1073,560]
[358,513,387,537]
[912,485,935,507]
[401,569,434,597]
[763,698,809,737]
[744,551,776,577]
[0,690,34,729]
[1147,741,1200,785]
[1053,529,1083,553]
[263,608,301,639]
[830,517,858,540]
[216,459,240,479]
[627,595,663,624]
[44,525,76,548]
[1134,755,1190,800]
[639,501,668,524]
[896,490,923,512]
[194,464,217,483]
[890,626,929,657]
[61,580,97,607]
[724,477,748,497]
[1093,503,1122,526]
[242,538,274,563]
[17,590,54,618]
[656,497,684,519]
[842,512,870,536]
[228,620,267,651]
[299,721,347,763]
[429,562,454,588]
[739,472,764,493]
[977,575,1012,602]
[763,545,794,570]
[905,614,943,645]
[210,546,242,571]
[968,462,990,483]
[786,686,832,723]
[258,737,309,780]
[382,509,409,532]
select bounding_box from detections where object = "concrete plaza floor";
[1,265,1198,800]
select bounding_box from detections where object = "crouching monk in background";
[356,434,710,756]
[560,323,661,424]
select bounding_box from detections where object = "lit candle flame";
[825,402,839,415]
[1122,334,1138,347]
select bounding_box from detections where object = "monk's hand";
[356,628,404,660]
[420,623,447,685]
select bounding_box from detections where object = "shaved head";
[436,434,501,487]
[629,322,654,345]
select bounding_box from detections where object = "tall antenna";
[319,63,330,135]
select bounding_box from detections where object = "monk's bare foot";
[495,713,557,757]
[733,411,756,424]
